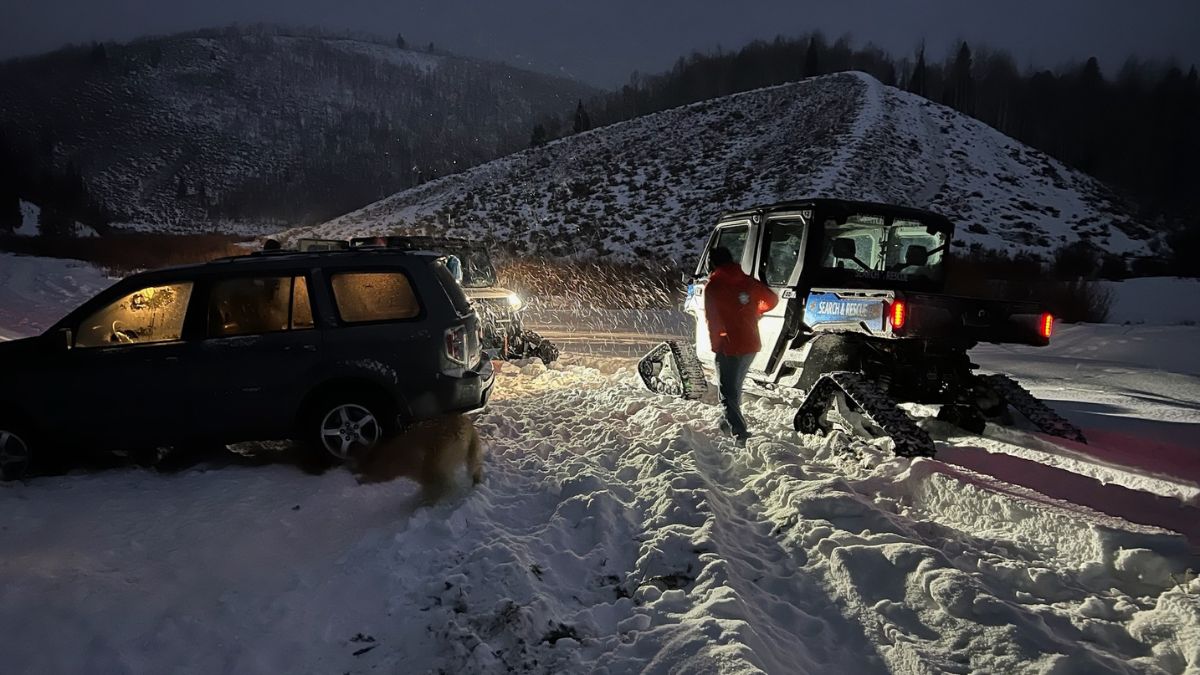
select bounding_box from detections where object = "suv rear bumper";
[435,354,496,415]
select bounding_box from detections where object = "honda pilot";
[0,248,494,480]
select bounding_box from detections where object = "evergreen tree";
[38,204,72,238]
[1081,56,1103,89]
[909,44,927,97]
[90,42,108,66]
[950,41,974,114]
[395,33,407,50]
[573,100,591,134]
[804,37,820,77]
[0,189,20,234]
[176,175,186,200]
[530,124,548,148]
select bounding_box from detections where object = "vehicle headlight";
[506,292,524,312]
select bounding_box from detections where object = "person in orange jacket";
[703,246,779,443]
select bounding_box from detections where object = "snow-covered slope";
[0,27,594,229]
[286,72,1155,264]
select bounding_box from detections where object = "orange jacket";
[703,263,779,355]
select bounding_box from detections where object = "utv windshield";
[819,214,947,285]
[447,250,497,288]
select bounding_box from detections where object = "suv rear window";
[331,271,421,322]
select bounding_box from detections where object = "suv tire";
[304,392,395,465]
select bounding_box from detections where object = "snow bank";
[1103,277,1200,326]
[0,253,114,340]
[15,200,39,236]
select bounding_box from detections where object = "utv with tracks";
[638,199,1085,457]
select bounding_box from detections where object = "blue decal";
[804,292,885,329]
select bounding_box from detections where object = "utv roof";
[720,198,954,228]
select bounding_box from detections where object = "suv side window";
[75,282,194,348]
[330,271,421,323]
[207,276,313,338]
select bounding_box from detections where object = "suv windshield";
[819,214,947,284]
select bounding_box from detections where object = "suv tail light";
[889,299,907,331]
[445,325,467,365]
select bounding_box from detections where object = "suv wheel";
[310,398,390,462]
[0,425,33,482]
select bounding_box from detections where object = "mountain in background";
[0,26,596,232]
[284,72,1156,266]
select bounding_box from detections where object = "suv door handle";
[282,345,317,352]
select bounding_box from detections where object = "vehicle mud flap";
[976,374,1086,443]
[638,341,708,400]
[793,371,935,458]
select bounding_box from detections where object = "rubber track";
[793,371,935,458]
[638,341,709,400]
[977,374,1087,443]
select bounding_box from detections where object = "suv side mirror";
[905,245,929,267]
[50,327,73,351]
[832,238,858,260]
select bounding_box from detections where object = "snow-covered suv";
[0,248,494,480]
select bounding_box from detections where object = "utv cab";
[639,198,1083,457]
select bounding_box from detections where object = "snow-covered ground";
[1102,277,1200,326]
[2,255,1199,674]
[2,348,1198,673]
[0,253,115,341]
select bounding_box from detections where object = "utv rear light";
[445,325,467,365]
[1040,313,1054,340]
[889,300,907,331]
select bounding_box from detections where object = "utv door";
[690,220,753,366]
[749,213,810,378]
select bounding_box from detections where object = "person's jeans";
[715,352,755,438]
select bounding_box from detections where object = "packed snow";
[2,255,1198,674]
[282,72,1156,262]
[15,200,40,236]
[1102,277,1200,326]
[0,253,114,341]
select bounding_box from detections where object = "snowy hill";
[285,72,1156,264]
[0,27,595,230]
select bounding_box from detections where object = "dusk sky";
[2,0,1198,86]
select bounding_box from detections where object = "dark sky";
[2,0,1197,87]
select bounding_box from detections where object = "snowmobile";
[296,236,559,364]
[638,199,1085,457]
